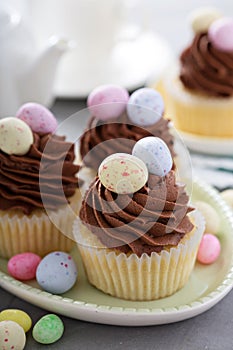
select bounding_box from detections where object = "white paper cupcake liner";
[74,210,205,300]
[0,190,81,259]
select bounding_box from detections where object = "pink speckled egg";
[87,85,129,120]
[208,17,233,52]
[197,233,221,264]
[8,253,41,281]
[16,102,58,134]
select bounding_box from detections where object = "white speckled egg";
[132,137,173,176]
[127,88,164,126]
[189,7,222,34]
[0,320,26,350]
[0,117,33,155]
[98,153,148,194]
[195,201,220,234]
[36,252,78,294]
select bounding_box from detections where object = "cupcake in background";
[75,137,205,301]
[159,7,233,138]
[0,103,82,259]
[80,85,175,172]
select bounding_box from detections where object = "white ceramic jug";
[0,4,72,117]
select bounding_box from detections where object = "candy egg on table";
[87,84,129,120]
[189,7,222,33]
[0,320,26,350]
[197,233,221,264]
[132,137,173,176]
[194,201,220,234]
[32,314,64,345]
[16,102,58,134]
[36,251,78,294]
[0,117,33,155]
[8,252,41,281]
[0,309,32,332]
[127,88,164,126]
[98,153,148,194]
[208,17,233,52]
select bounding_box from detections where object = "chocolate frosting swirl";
[79,170,194,257]
[180,32,233,97]
[80,113,175,170]
[0,133,81,214]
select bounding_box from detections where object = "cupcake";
[0,103,82,259]
[160,8,233,138]
[75,137,204,300]
[80,85,175,171]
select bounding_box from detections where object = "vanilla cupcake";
[80,85,175,171]
[160,8,233,138]
[75,137,204,300]
[0,103,82,258]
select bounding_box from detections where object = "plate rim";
[179,130,233,156]
[1,178,233,326]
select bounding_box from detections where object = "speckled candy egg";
[16,102,58,134]
[221,189,233,210]
[98,153,148,194]
[32,314,64,345]
[0,309,32,332]
[0,320,26,350]
[0,117,33,155]
[189,7,222,33]
[87,84,129,120]
[208,17,233,52]
[127,88,164,126]
[195,201,220,234]
[197,233,221,264]
[132,137,173,176]
[8,252,41,281]
[36,252,78,294]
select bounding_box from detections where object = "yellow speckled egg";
[0,309,32,332]
[98,153,148,194]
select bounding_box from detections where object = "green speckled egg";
[32,314,64,344]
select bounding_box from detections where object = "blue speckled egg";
[132,137,172,176]
[127,88,164,126]
[36,252,78,294]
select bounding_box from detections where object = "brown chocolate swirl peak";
[80,87,175,171]
[180,31,233,97]
[0,133,81,215]
[80,114,174,171]
[79,170,194,257]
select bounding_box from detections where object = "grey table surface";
[1,99,233,350]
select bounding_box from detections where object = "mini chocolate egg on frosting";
[36,251,78,294]
[87,84,129,120]
[127,88,164,126]
[98,153,148,194]
[0,117,33,155]
[16,102,58,134]
[188,7,222,34]
[208,17,233,52]
[132,137,172,176]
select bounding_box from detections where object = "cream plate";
[179,131,233,156]
[0,179,233,326]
